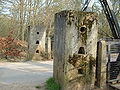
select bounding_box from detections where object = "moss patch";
[46,77,60,90]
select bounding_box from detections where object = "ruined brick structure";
[28,25,51,60]
[53,10,98,90]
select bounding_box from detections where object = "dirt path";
[0,61,53,90]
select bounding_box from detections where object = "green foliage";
[35,86,41,89]
[46,77,60,90]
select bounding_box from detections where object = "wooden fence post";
[95,40,106,88]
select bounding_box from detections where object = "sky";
[0,1,12,15]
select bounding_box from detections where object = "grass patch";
[35,86,41,89]
[46,77,60,90]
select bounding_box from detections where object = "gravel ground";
[0,61,53,90]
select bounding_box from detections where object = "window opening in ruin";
[78,47,85,54]
[36,50,39,53]
[78,69,83,74]
[37,32,39,34]
[28,26,30,31]
[80,26,87,33]
[36,40,39,44]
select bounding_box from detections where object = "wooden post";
[95,40,106,88]
[27,26,30,60]
[107,44,111,81]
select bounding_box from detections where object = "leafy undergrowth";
[46,77,60,90]
[0,31,27,61]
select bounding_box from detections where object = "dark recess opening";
[36,40,39,44]
[36,50,39,53]
[78,69,83,74]
[80,26,87,33]
[67,20,71,25]
[78,47,85,54]
[28,26,30,31]
[37,32,39,34]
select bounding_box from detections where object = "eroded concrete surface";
[0,61,53,90]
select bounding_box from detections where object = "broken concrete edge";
[55,10,98,27]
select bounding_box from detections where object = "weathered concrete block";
[28,25,51,60]
[54,10,98,90]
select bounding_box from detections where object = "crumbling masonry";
[53,10,98,90]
